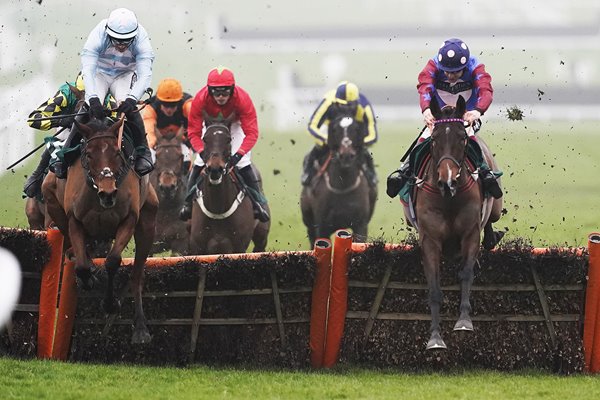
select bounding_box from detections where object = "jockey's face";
[160,102,178,117]
[110,37,134,53]
[444,68,464,84]
[209,86,233,106]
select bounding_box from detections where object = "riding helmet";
[105,8,139,40]
[437,38,470,72]
[334,81,360,104]
[156,78,183,102]
[207,66,236,88]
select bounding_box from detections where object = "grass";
[1,358,600,400]
[2,121,599,251]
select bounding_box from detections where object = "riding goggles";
[209,86,233,97]
[160,101,178,109]
[110,37,134,47]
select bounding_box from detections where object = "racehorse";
[189,115,270,255]
[42,116,158,344]
[300,110,377,248]
[410,95,503,350]
[149,130,189,255]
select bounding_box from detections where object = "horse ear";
[75,119,94,139]
[429,96,442,119]
[66,82,85,101]
[224,112,236,127]
[456,95,466,117]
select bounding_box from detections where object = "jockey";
[387,38,502,200]
[178,66,270,223]
[302,81,378,187]
[142,78,193,170]
[51,8,155,179]
[23,72,117,198]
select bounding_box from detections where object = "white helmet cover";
[105,8,138,40]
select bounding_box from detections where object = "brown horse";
[189,117,270,254]
[149,130,189,255]
[409,96,503,350]
[42,116,158,344]
[300,112,377,248]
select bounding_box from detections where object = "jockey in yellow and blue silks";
[302,81,378,187]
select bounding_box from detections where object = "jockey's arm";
[361,103,378,146]
[307,97,332,146]
[187,95,205,154]
[27,91,69,131]
[236,98,259,155]
[142,105,158,148]
[129,30,155,101]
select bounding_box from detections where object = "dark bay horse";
[189,116,270,254]
[149,130,189,255]
[42,116,158,344]
[409,96,503,350]
[300,113,377,248]
[25,196,48,230]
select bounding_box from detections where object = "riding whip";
[5,126,68,170]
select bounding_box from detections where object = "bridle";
[80,133,131,189]
[431,118,468,171]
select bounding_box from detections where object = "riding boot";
[179,164,204,221]
[386,160,412,198]
[50,124,81,179]
[361,148,378,187]
[239,165,270,223]
[128,112,154,176]
[468,139,503,199]
[301,145,328,186]
[23,148,52,198]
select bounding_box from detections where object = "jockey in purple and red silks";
[387,38,502,200]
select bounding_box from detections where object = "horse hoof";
[426,338,447,350]
[453,319,474,331]
[102,298,121,315]
[75,269,98,291]
[131,330,152,345]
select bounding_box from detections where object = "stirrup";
[254,204,270,223]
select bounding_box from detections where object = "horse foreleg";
[421,235,446,350]
[130,201,157,345]
[102,215,137,315]
[454,230,480,332]
[68,217,96,291]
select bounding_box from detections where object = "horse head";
[75,116,127,209]
[154,130,184,200]
[327,111,365,168]
[202,112,235,185]
[429,95,468,197]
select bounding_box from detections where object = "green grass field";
[1,358,599,400]
[1,120,599,250]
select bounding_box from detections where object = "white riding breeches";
[93,71,136,103]
[193,121,252,168]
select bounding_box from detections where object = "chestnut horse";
[149,130,189,255]
[42,116,158,344]
[410,96,503,350]
[189,116,270,254]
[300,112,377,248]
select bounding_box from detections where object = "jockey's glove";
[229,152,243,168]
[57,116,75,128]
[88,97,105,120]
[117,98,138,118]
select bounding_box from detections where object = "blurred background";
[1,0,599,248]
